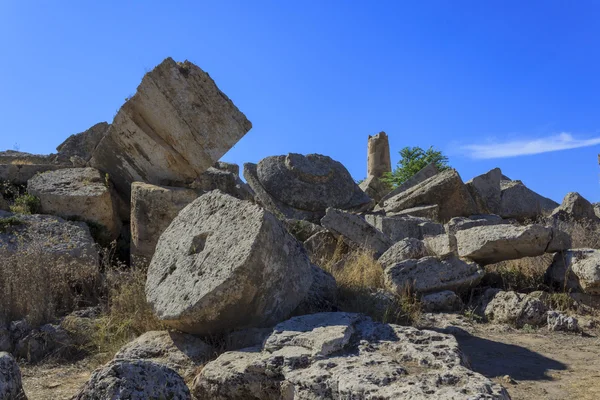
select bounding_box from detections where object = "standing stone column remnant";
[367,131,391,178]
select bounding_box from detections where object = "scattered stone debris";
[4,57,600,400]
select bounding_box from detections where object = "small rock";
[0,352,27,399]
[547,311,579,332]
[484,291,548,327]
[421,290,463,312]
[73,359,191,400]
[115,331,214,378]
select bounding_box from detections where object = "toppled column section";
[145,191,314,335]
[90,57,252,198]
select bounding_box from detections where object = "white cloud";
[461,133,600,159]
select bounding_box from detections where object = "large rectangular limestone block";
[90,58,252,199]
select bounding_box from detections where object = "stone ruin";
[1,56,598,399]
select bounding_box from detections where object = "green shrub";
[382,146,450,188]
[0,216,23,233]
[10,193,41,214]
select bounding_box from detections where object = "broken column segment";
[89,57,252,199]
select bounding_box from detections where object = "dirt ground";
[18,317,600,400]
[461,327,600,400]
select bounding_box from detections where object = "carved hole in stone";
[188,233,210,255]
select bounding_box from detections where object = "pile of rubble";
[1,57,598,399]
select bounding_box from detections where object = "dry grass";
[64,250,164,361]
[10,193,41,214]
[484,254,553,292]
[322,243,421,325]
[551,217,600,249]
[8,159,36,165]
[0,231,99,326]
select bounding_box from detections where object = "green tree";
[381,146,449,188]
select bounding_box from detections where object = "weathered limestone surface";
[551,192,598,221]
[547,311,579,332]
[55,122,109,164]
[456,224,570,265]
[466,168,502,214]
[321,208,392,257]
[0,211,99,270]
[190,167,253,201]
[500,180,558,220]
[193,313,510,400]
[89,58,252,198]
[365,214,444,242]
[378,162,439,206]
[0,164,66,185]
[421,290,463,312]
[367,131,391,177]
[423,233,457,258]
[130,182,199,264]
[0,352,26,400]
[245,154,372,222]
[447,214,508,234]
[27,168,122,239]
[381,169,477,221]
[359,175,390,203]
[115,331,214,378]
[73,359,191,400]
[547,249,600,294]
[146,191,313,335]
[484,291,548,327]
[388,204,439,221]
[303,230,341,266]
[378,238,429,268]
[385,256,484,294]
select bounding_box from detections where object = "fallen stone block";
[89,58,252,199]
[500,179,558,220]
[378,238,429,268]
[245,153,372,222]
[456,224,570,265]
[130,182,199,264]
[378,162,439,206]
[55,122,109,164]
[146,191,313,335]
[547,249,600,295]
[551,192,598,221]
[421,290,463,312]
[0,352,27,399]
[321,208,392,257]
[384,256,484,294]
[381,169,477,222]
[365,214,444,242]
[27,167,122,239]
[466,168,502,214]
[73,359,191,400]
[193,312,510,400]
[484,290,548,327]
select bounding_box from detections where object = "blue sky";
[1,1,599,202]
